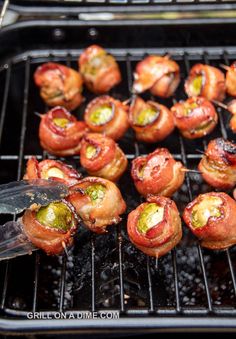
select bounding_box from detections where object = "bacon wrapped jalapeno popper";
[39,106,88,156]
[22,201,78,255]
[171,96,218,139]
[34,62,83,111]
[131,148,185,197]
[24,157,81,186]
[127,195,182,258]
[225,62,236,97]
[183,192,236,250]
[80,133,127,182]
[67,177,126,233]
[84,96,129,141]
[78,45,121,94]
[129,96,174,143]
[133,55,180,98]
[198,138,236,189]
[185,64,226,102]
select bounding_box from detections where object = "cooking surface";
[0,46,236,330]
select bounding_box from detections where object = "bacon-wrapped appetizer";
[24,157,81,186]
[183,192,236,250]
[171,96,218,139]
[198,138,236,189]
[129,96,174,143]
[78,45,121,94]
[133,55,180,98]
[34,62,83,111]
[67,177,126,233]
[22,201,78,255]
[185,64,226,102]
[224,62,236,97]
[84,96,129,141]
[39,106,88,156]
[127,195,182,258]
[131,148,185,197]
[80,133,127,182]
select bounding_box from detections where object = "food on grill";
[24,157,82,186]
[132,55,180,97]
[34,62,83,111]
[224,62,236,97]
[129,96,174,143]
[84,95,129,140]
[80,133,127,181]
[185,64,226,102]
[67,177,126,233]
[131,148,185,197]
[171,96,218,139]
[39,106,88,156]
[78,45,121,94]
[198,138,236,189]
[227,99,236,115]
[22,201,78,255]
[183,192,236,250]
[127,195,182,258]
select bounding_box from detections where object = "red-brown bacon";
[67,177,126,233]
[198,138,236,189]
[133,55,180,98]
[22,201,78,255]
[78,45,121,94]
[131,148,185,197]
[171,96,218,139]
[225,62,236,97]
[127,195,182,258]
[39,106,88,156]
[185,64,226,102]
[183,192,236,250]
[80,133,127,182]
[34,62,83,111]
[24,157,82,186]
[129,96,175,143]
[84,96,129,141]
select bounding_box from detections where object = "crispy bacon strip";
[127,195,182,258]
[84,96,129,141]
[67,177,126,233]
[39,106,88,156]
[185,63,226,102]
[80,133,127,182]
[129,96,174,142]
[171,96,218,139]
[24,157,81,186]
[22,201,78,255]
[183,192,236,250]
[34,62,83,111]
[198,138,236,189]
[78,45,121,94]
[131,148,185,197]
[133,55,180,97]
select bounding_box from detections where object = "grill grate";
[0,46,236,331]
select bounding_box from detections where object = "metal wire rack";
[0,46,236,333]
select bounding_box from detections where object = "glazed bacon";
[84,96,129,141]
[127,195,182,258]
[183,192,236,250]
[24,157,81,186]
[67,177,126,233]
[198,138,236,189]
[133,55,180,98]
[185,63,226,102]
[129,96,174,143]
[80,133,127,182]
[225,62,236,96]
[39,106,88,156]
[171,96,218,139]
[131,148,185,197]
[34,62,83,111]
[78,45,121,94]
[22,201,78,255]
